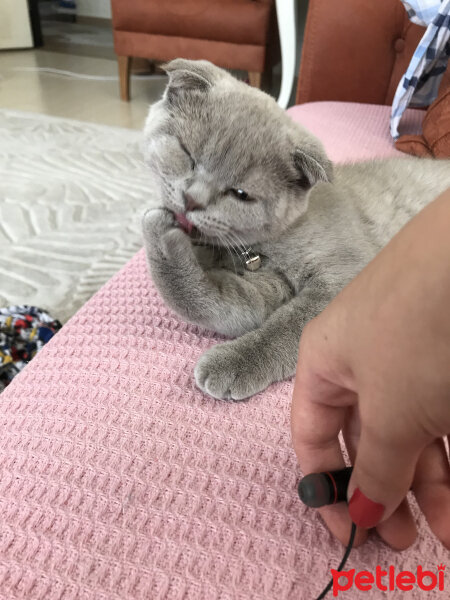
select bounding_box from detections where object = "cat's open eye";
[230,188,249,201]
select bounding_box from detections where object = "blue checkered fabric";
[391,0,450,139]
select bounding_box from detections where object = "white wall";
[0,0,33,49]
[76,0,112,19]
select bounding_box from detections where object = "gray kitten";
[142,59,450,400]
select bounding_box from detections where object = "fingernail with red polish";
[348,488,385,528]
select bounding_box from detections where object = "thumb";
[348,423,423,529]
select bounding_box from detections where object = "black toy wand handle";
[298,467,353,508]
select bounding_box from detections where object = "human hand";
[291,188,450,549]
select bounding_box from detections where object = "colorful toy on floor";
[0,306,61,392]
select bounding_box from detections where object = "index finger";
[291,331,352,472]
[291,339,367,544]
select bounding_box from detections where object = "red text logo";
[331,565,446,596]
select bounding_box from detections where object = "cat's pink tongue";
[174,212,193,234]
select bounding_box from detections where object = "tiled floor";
[0,45,286,131]
[0,5,289,131]
[0,47,167,129]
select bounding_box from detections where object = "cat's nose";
[183,192,202,212]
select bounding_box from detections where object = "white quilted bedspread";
[0,110,157,322]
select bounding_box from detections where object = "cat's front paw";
[143,207,190,261]
[142,207,175,241]
[194,340,272,400]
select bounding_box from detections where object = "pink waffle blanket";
[1,103,447,600]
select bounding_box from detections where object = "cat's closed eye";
[230,188,250,201]
[178,139,195,170]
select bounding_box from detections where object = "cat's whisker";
[215,232,236,272]
[224,233,244,264]
[225,230,249,257]
[219,226,246,249]
[216,230,250,273]
[226,235,249,274]
[216,231,239,274]
[217,230,240,259]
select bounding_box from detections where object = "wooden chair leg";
[131,57,155,75]
[248,71,262,88]
[117,55,131,101]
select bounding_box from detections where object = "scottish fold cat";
[142,59,450,400]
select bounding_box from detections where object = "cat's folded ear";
[163,59,221,96]
[293,145,333,189]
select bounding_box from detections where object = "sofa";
[1,2,445,599]
[110,0,277,100]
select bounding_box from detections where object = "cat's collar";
[193,240,262,271]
